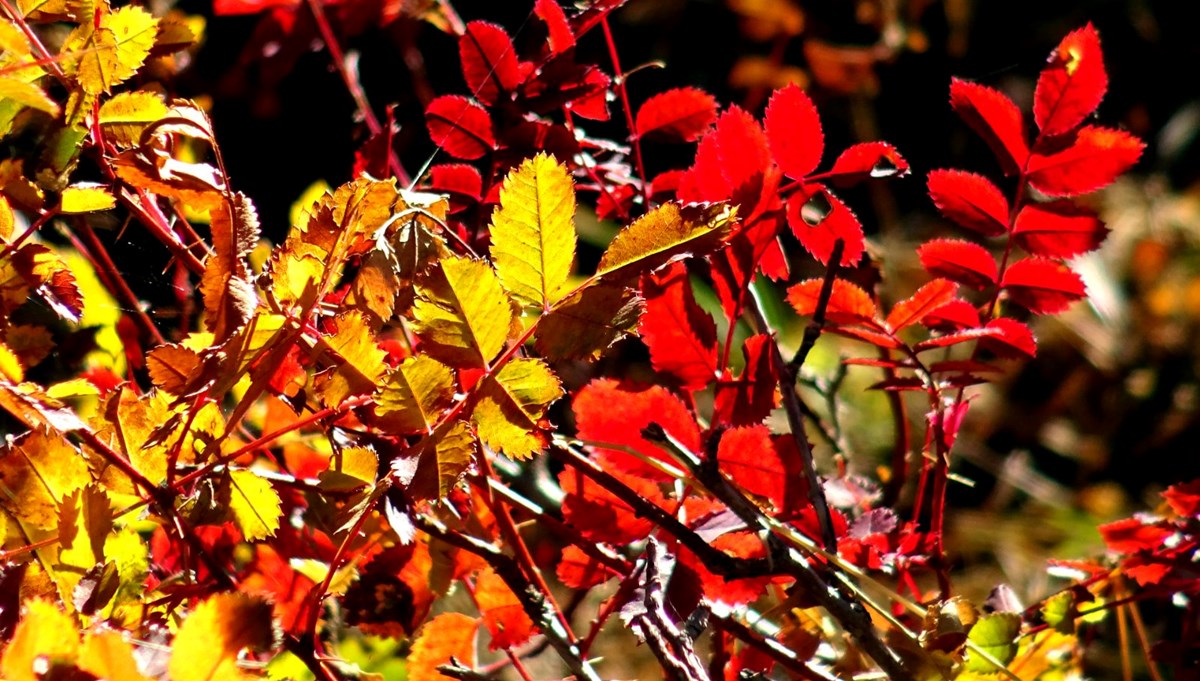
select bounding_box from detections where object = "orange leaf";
[407,612,480,679]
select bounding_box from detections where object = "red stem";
[601,17,651,212]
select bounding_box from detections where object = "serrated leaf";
[168,593,274,681]
[917,239,998,289]
[787,278,877,325]
[73,6,159,94]
[78,631,151,681]
[0,598,80,681]
[639,262,717,391]
[407,613,479,680]
[97,90,169,148]
[226,468,282,541]
[965,612,1021,673]
[425,95,496,160]
[375,355,455,435]
[404,418,478,498]
[826,141,910,187]
[145,343,200,394]
[314,310,388,407]
[472,358,562,460]
[636,87,719,142]
[1027,126,1144,197]
[534,284,642,360]
[573,378,700,481]
[949,78,1029,175]
[597,202,735,281]
[1034,23,1108,137]
[926,169,1010,236]
[0,77,59,117]
[886,279,959,331]
[765,84,823,179]
[489,153,577,308]
[413,256,514,368]
[92,385,172,490]
[57,483,112,571]
[786,186,865,266]
[459,21,520,106]
[1001,258,1086,314]
[1013,201,1109,258]
[685,106,771,201]
[476,566,537,650]
[60,184,116,213]
[0,428,91,531]
[979,318,1037,358]
[200,192,260,342]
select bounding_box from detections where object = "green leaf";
[965,612,1021,673]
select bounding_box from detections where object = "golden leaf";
[226,468,282,541]
[78,631,152,681]
[375,354,455,435]
[97,90,170,148]
[0,338,22,382]
[596,203,736,281]
[60,183,116,213]
[200,192,260,343]
[72,6,159,94]
[412,256,515,368]
[472,358,562,460]
[145,343,200,394]
[167,593,274,681]
[0,428,91,531]
[313,309,388,407]
[406,612,479,681]
[92,386,173,490]
[0,599,80,681]
[0,77,59,117]
[57,483,113,570]
[489,153,577,308]
[404,419,477,498]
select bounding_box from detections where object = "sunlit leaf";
[1001,258,1086,314]
[949,78,1029,175]
[168,593,274,681]
[475,566,537,650]
[226,468,282,541]
[917,239,998,290]
[573,378,700,481]
[964,613,1020,673]
[1033,23,1107,137]
[472,358,562,460]
[926,169,1009,237]
[375,355,455,435]
[60,183,116,214]
[596,203,735,281]
[314,310,388,407]
[412,256,514,368]
[0,599,80,681]
[98,90,170,148]
[1026,126,1144,197]
[78,630,151,681]
[636,87,719,143]
[886,279,958,331]
[0,428,91,531]
[638,262,718,391]
[425,95,496,160]
[72,6,159,94]
[534,284,642,361]
[407,612,479,680]
[459,21,520,106]
[764,83,823,179]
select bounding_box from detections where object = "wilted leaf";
[472,358,562,460]
[412,256,514,368]
[200,193,260,342]
[168,593,274,681]
[490,153,577,309]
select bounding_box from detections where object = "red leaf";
[687,107,771,201]
[1098,517,1173,554]
[786,186,865,266]
[709,216,781,321]
[886,279,959,331]
[1001,257,1086,314]
[569,68,611,121]
[1034,23,1108,137]
[678,531,777,608]
[459,21,521,106]
[759,236,789,281]
[917,239,998,289]
[949,78,1030,175]
[922,299,981,331]
[1163,479,1200,518]
[712,335,779,427]
[764,84,823,179]
[425,95,496,160]
[826,142,909,187]
[534,0,575,55]
[556,545,619,589]
[1026,126,1144,197]
[636,87,719,143]
[573,379,701,481]
[787,278,877,325]
[559,466,659,544]
[717,426,808,515]
[475,567,537,650]
[429,164,483,202]
[914,326,1002,352]
[926,169,1010,237]
[1013,201,1109,257]
[639,263,719,391]
[978,318,1037,358]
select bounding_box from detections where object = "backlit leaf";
[786,186,864,266]
[168,593,274,681]
[639,262,718,391]
[596,203,734,280]
[686,107,771,200]
[886,279,959,331]
[964,613,1021,673]
[226,468,282,541]
[1001,258,1086,314]
[475,567,536,650]
[979,318,1037,359]
[314,310,388,407]
[534,0,574,54]
[1013,201,1109,258]
[712,334,778,427]
[765,84,823,179]
[92,386,173,488]
[636,87,719,143]
[1026,126,1144,197]
[0,599,80,681]
[97,90,170,148]
[472,358,562,460]
[573,378,700,481]
[78,631,151,681]
[917,239,998,289]
[60,183,116,213]
[1034,23,1107,137]
[407,613,479,680]
[459,21,520,106]
[375,355,455,435]
[489,153,577,308]
[826,142,909,187]
[560,466,658,544]
[0,340,21,382]
[787,278,877,325]
[717,425,805,513]
[57,484,112,573]
[200,193,260,342]
[73,6,159,94]
[0,428,91,531]
[0,77,58,117]
[926,169,1009,237]
[145,343,200,395]
[426,95,496,160]
[949,78,1029,175]
[412,256,514,368]
[534,284,643,360]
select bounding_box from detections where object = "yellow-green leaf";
[534,284,643,360]
[318,446,378,492]
[375,354,455,435]
[596,202,736,280]
[0,598,80,681]
[314,309,388,407]
[965,612,1021,673]
[60,184,116,213]
[402,419,477,498]
[472,358,562,460]
[490,153,577,308]
[71,6,158,95]
[226,468,282,541]
[0,428,91,531]
[97,90,169,148]
[412,256,514,368]
[0,76,59,116]
[168,592,274,681]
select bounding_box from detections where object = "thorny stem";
[602,17,651,212]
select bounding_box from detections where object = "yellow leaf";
[104,526,149,608]
[404,419,477,498]
[534,284,643,360]
[0,195,13,240]
[0,19,31,55]
[57,483,113,570]
[375,354,455,435]
[0,598,80,681]
[289,179,331,229]
[0,428,91,531]
[596,202,736,280]
[0,338,22,382]
[168,592,274,681]
[0,76,59,116]
[78,631,151,681]
[92,386,173,491]
[0,379,86,433]
[60,183,116,213]
[318,446,378,491]
[489,153,577,308]
[314,309,388,407]
[412,256,514,368]
[472,358,562,460]
[97,90,169,148]
[227,468,282,541]
[72,6,159,94]
[145,343,200,394]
